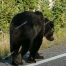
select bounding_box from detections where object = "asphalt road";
[0,43,66,66]
[37,57,66,66]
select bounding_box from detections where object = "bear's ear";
[34,11,43,16]
[44,18,49,22]
[35,11,42,15]
[49,21,54,28]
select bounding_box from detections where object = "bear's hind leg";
[10,42,22,65]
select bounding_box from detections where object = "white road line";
[25,53,66,66]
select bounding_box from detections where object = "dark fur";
[10,11,54,65]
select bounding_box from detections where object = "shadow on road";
[0,52,30,66]
[0,57,13,66]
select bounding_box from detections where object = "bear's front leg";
[27,55,36,63]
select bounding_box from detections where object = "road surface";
[0,43,66,66]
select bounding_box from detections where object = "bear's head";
[44,18,54,41]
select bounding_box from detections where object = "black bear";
[10,11,54,65]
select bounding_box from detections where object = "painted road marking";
[25,53,66,66]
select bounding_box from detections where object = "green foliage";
[0,0,66,33]
[52,0,66,33]
[0,0,19,32]
[22,0,37,11]
[41,0,53,20]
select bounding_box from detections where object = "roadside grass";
[0,28,66,58]
[0,33,10,59]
